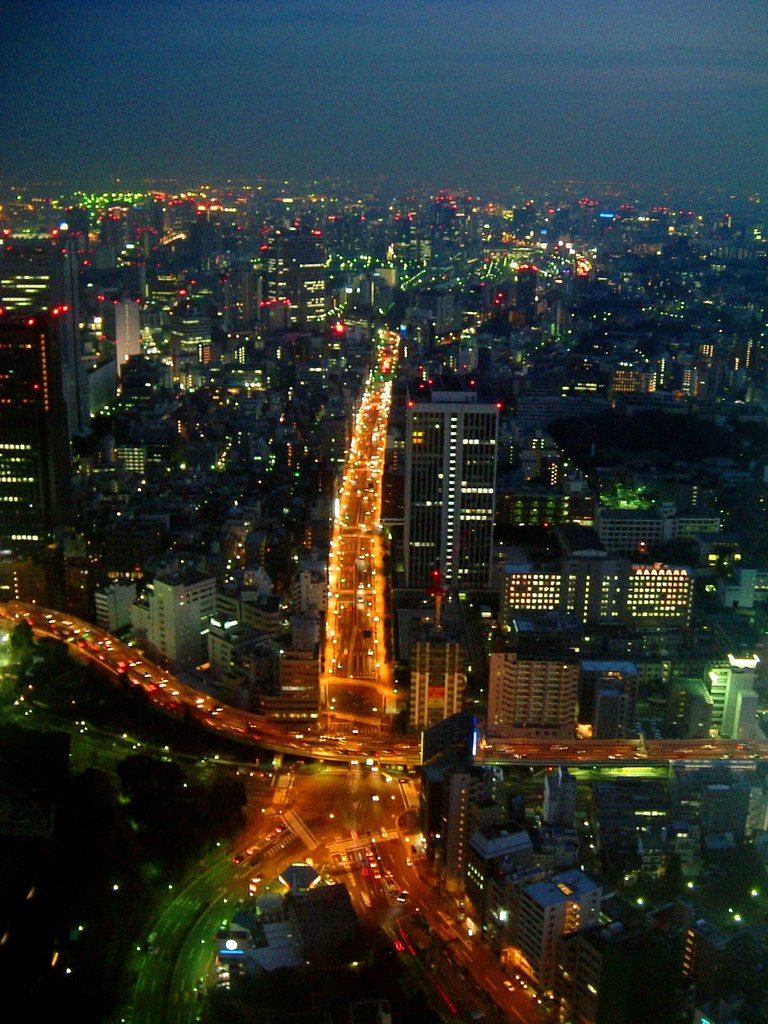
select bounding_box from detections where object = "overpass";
[3,600,763,772]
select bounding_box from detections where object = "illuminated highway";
[321,329,399,730]
[2,600,765,769]
[0,600,418,765]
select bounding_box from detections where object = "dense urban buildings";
[4,176,768,1024]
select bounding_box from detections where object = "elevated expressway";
[2,600,765,772]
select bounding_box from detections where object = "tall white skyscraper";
[404,387,498,590]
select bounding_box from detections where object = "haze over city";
[3,0,768,191]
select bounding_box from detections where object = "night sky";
[2,0,767,192]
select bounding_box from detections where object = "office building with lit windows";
[500,557,693,629]
[404,385,498,590]
[262,229,326,328]
[0,313,72,556]
[501,564,563,619]
[610,364,657,395]
[595,504,720,557]
[625,564,693,626]
[0,234,88,438]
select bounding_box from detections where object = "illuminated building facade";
[0,234,88,437]
[562,555,626,625]
[625,564,693,626]
[595,505,720,557]
[501,558,693,628]
[0,313,72,556]
[610,364,657,395]
[168,300,213,372]
[404,391,498,589]
[707,652,760,739]
[501,565,562,618]
[262,230,326,328]
[141,569,216,669]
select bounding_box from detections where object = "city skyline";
[3,0,767,193]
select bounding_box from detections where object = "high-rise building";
[94,581,137,633]
[514,265,538,325]
[409,623,467,730]
[707,652,761,740]
[137,569,216,669]
[404,387,498,590]
[562,553,626,626]
[262,229,326,328]
[167,300,213,371]
[221,263,261,330]
[625,564,694,626]
[114,297,142,367]
[0,313,73,556]
[0,233,88,437]
[487,644,579,739]
[440,764,494,893]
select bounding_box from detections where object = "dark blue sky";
[2,0,767,192]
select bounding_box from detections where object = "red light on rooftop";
[333,322,345,334]
[407,400,414,407]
